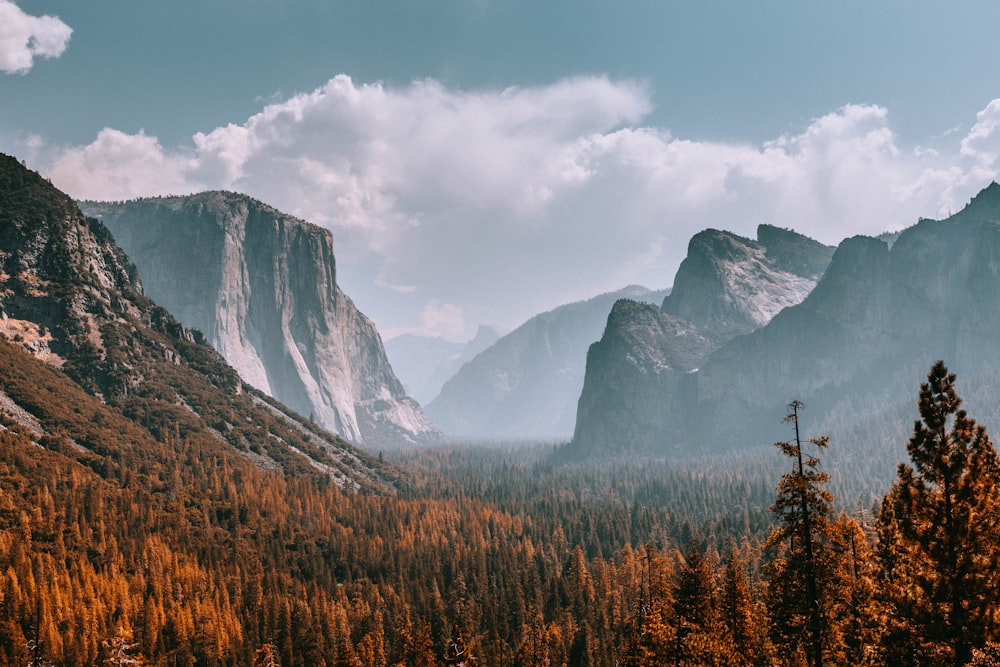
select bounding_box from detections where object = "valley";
[2,152,1000,665]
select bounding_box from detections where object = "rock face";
[572,183,1000,460]
[572,225,835,454]
[385,325,501,406]
[82,193,438,449]
[690,182,1000,452]
[0,153,396,489]
[426,285,668,440]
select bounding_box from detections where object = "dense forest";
[2,347,1000,665]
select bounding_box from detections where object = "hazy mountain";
[426,285,668,441]
[0,153,396,488]
[385,325,501,405]
[82,193,439,450]
[572,224,835,456]
[571,184,1000,460]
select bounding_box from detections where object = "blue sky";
[4,1,1000,340]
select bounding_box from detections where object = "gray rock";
[426,285,667,441]
[571,224,836,455]
[83,192,439,449]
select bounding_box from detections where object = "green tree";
[877,361,1000,667]
[765,400,834,667]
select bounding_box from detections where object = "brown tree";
[877,361,1000,667]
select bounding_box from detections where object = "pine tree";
[877,361,1000,667]
[671,539,715,666]
[765,400,834,667]
[720,548,772,667]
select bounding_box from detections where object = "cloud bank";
[0,0,72,74]
[25,75,1000,339]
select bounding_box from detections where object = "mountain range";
[425,285,668,440]
[384,325,501,406]
[81,193,438,450]
[570,184,1000,463]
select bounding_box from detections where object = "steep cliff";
[571,225,834,454]
[0,153,398,489]
[426,285,668,440]
[662,224,834,337]
[692,182,1000,451]
[83,193,438,449]
[571,183,1000,460]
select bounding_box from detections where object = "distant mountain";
[689,183,1000,454]
[426,285,668,441]
[0,153,396,488]
[572,225,835,456]
[570,184,1000,463]
[82,193,439,449]
[385,325,501,405]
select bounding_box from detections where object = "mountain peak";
[949,181,1000,224]
[0,153,396,487]
[663,225,833,335]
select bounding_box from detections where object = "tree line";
[1,360,1000,665]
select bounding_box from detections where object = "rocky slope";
[426,285,668,440]
[690,182,1000,453]
[572,184,1000,460]
[572,225,835,454]
[82,193,438,449]
[0,152,398,488]
[385,325,501,406]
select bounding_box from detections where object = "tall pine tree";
[877,361,1000,667]
[765,400,835,667]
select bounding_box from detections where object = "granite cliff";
[572,184,1000,460]
[0,153,397,489]
[572,225,835,455]
[690,183,1000,453]
[82,193,439,449]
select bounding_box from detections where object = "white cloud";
[419,300,467,342]
[26,75,1000,338]
[0,0,71,74]
[961,99,1000,169]
[46,128,195,200]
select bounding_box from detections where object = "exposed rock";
[571,225,835,455]
[571,182,1000,462]
[426,285,668,441]
[82,193,439,449]
[0,152,397,489]
[662,224,834,338]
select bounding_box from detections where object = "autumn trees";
[3,359,1000,666]
[877,361,1000,666]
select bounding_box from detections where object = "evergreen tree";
[720,548,773,667]
[765,400,835,667]
[671,539,715,666]
[877,361,1000,667]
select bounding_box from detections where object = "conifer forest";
[2,345,1000,666]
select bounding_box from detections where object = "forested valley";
[2,346,1000,666]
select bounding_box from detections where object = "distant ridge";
[568,183,1000,467]
[426,285,668,440]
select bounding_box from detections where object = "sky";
[3,1,1000,342]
